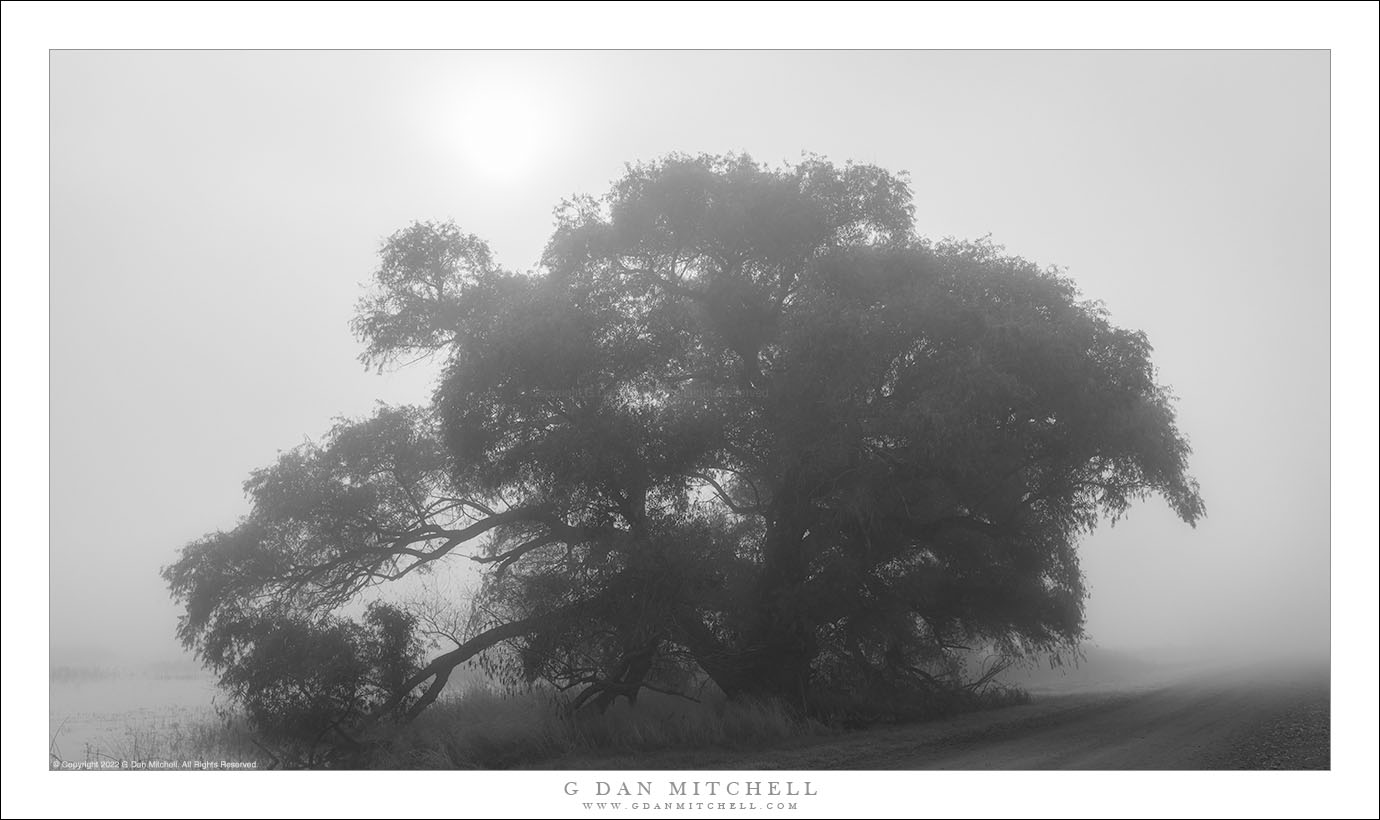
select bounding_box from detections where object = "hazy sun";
[454,81,557,183]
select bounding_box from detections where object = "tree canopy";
[165,153,1203,742]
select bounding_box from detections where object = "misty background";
[49,50,1328,670]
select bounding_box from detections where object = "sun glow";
[451,80,559,183]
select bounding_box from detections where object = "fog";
[47,50,1328,670]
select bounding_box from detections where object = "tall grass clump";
[366,679,834,769]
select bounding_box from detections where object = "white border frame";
[5,3,1376,818]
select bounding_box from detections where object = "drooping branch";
[471,533,559,575]
[688,472,762,516]
[275,505,591,599]
[369,602,588,724]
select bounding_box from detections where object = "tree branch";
[365,602,586,724]
[688,472,761,516]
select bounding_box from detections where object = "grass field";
[51,665,1029,770]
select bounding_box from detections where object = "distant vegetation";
[50,666,124,683]
[50,660,206,682]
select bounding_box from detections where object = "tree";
[165,153,1203,732]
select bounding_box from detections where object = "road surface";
[564,660,1329,770]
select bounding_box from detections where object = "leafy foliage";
[204,603,422,765]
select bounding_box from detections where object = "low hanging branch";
[368,602,588,724]
[472,533,561,575]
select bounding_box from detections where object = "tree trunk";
[739,486,818,709]
[678,492,821,711]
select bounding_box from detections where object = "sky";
[47,50,1330,666]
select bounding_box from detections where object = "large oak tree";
[166,153,1203,736]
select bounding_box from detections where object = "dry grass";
[368,681,835,769]
[50,711,266,770]
[361,678,1030,769]
[52,676,1030,770]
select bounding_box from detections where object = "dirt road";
[901,676,1327,770]
[569,660,1329,770]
